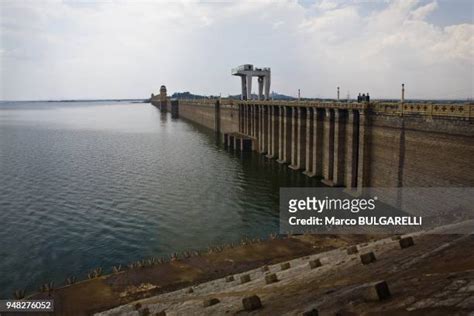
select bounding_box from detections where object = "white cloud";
[315,0,339,11]
[0,0,472,100]
[411,1,438,20]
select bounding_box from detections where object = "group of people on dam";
[357,93,370,102]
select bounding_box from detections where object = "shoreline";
[27,234,376,315]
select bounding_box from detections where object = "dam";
[151,87,474,198]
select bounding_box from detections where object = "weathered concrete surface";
[28,235,367,315]
[163,99,474,193]
[97,227,474,315]
[177,100,239,135]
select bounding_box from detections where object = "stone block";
[399,237,414,249]
[302,309,319,316]
[261,265,269,272]
[391,235,401,241]
[309,259,322,269]
[242,295,262,311]
[360,252,376,265]
[365,281,391,301]
[203,298,220,307]
[240,274,251,284]
[186,287,194,294]
[225,275,234,282]
[346,246,358,255]
[265,273,278,284]
[138,308,150,316]
[280,262,291,270]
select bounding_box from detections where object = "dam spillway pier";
[223,132,252,152]
[152,94,474,198]
[234,102,372,192]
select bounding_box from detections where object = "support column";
[238,105,242,133]
[255,104,260,139]
[357,110,369,193]
[344,110,358,189]
[255,104,260,138]
[246,74,252,101]
[258,77,264,100]
[290,107,306,170]
[333,109,346,186]
[241,76,247,100]
[312,108,323,177]
[248,104,253,136]
[262,105,268,154]
[322,108,335,186]
[290,107,297,166]
[264,76,271,100]
[278,106,293,163]
[266,106,274,158]
[273,106,279,159]
[241,104,245,133]
[247,105,251,136]
[234,137,241,152]
[285,107,293,163]
[277,106,284,162]
[297,107,306,170]
[303,107,314,176]
[248,105,252,136]
[260,105,267,154]
[243,105,248,135]
[251,104,256,137]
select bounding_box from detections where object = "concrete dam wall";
[152,97,474,194]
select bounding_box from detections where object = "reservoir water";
[0,101,319,298]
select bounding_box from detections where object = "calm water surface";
[0,101,318,298]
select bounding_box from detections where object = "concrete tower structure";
[232,64,271,101]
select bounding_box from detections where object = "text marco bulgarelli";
[287,196,422,227]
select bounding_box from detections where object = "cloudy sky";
[0,0,473,100]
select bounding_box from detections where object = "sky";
[0,0,473,100]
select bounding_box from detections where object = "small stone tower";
[160,85,167,112]
[160,85,167,102]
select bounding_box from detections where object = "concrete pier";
[312,109,323,177]
[278,106,292,164]
[303,107,314,177]
[224,133,253,152]
[322,109,335,186]
[271,106,279,159]
[345,110,358,189]
[277,106,284,162]
[333,109,345,186]
[290,107,297,168]
[296,108,306,170]
[259,105,265,153]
